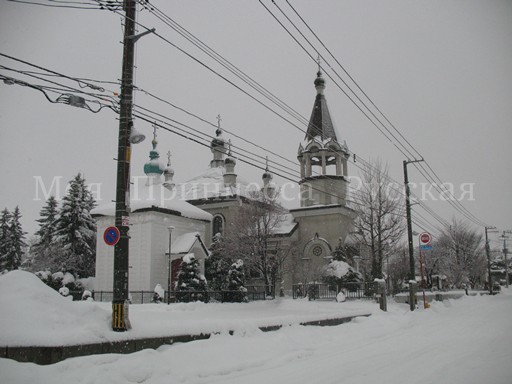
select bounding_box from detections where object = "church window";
[312,245,323,257]
[212,215,224,238]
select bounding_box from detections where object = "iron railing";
[69,286,269,303]
[292,282,376,301]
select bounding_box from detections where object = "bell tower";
[290,68,356,271]
[297,69,350,206]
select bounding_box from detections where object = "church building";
[93,69,356,295]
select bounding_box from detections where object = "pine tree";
[53,173,96,277]
[3,206,27,271]
[31,196,60,271]
[176,254,208,303]
[0,208,12,271]
[225,259,248,303]
[205,235,231,291]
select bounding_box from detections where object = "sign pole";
[418,232,432,309]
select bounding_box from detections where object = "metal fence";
[70,286,270,304]
[292,282,376,301]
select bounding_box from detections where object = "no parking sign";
[104,226,120,246]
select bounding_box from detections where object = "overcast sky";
[1,0,511,248]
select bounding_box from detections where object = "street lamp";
[167,226,175,304]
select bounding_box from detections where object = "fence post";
[375,279,387,311]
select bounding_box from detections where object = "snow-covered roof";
[172,232,202,254]
[273,213,298,236]
[91,182,212,222]
[175,166,258,201]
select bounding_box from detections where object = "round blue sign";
[104,226,120,246]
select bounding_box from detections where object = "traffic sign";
[419,232,433,251]
[104,226,120,246]
[419,232,432,244]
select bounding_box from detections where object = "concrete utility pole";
[111,0,154,331]
[111,0,137,332]
[500,231,511,288]
[403,159,423,311]
[485,226,498,294]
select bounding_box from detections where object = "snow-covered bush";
[176,254,209,303]
[152,283,165,303]
[35,270,85,300]
[82,290,93,301]
[59,286,69,297]
[224,259,248,303]
[322,260,363,292]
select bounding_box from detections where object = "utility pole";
[111,0,137,332]
[485,226,497,294]
[403,159,423,311]
[500,230,512,288]
[111,0,154,331]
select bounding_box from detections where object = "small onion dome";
[144,139,165,176]
[210,128,226,152]
[163,165,174,177]
[262,170,273,182]
[314,70,325,91]
[225,155,236,166]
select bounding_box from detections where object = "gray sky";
[1,0,511,248]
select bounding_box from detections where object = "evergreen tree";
[205,235,231,291]
[225,259,248,303]
[2,206,26,271]
[35,196,59,245]
[30,196,60,271]
[53,173,96,277]
[176,254,208,303]
[0,208,12,271]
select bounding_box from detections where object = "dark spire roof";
[305,70,338,142]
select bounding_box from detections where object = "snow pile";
[2,288,511,383]
[0,270,374,347]
[323,260,350,278]
[0,271,111,346]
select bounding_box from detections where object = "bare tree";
[352,160,406,279]
[222,189,291,296]
[434,219,485,288]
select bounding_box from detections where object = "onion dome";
[144,131,165,177]
[163,150,175,177]
[262,157,275,195]
[262,169,273,183]
[314,70,325,94]
[210,115,227,155]
[224,139,236,166]
[210,114,228,168]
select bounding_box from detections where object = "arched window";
[212,215,224,239]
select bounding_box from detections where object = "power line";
[6,0,104,10]
[261,0,489,228]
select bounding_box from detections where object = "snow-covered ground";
[1,271,512,384]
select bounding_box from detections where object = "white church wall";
[149,212,207,290]
[94,216,114,292]
[94,211,208,292]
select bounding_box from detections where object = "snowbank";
[0,271,111,346]
[0,270,374,347]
